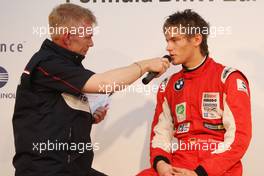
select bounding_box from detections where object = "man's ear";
[62,33,71,46]
[192,34,203,47]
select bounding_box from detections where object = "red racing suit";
[137,57,252,176]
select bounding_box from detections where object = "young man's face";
[66,20,94,56]
[164,26,196,66]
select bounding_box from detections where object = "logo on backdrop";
[0,66,15,99]
[0,66,8,88]
[0,42,25,53]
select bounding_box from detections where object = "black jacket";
[13,39,96,176]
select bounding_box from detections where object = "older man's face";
[67,20,94,56]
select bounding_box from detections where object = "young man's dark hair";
[163,9,209,56]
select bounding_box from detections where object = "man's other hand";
[93,106,108,124]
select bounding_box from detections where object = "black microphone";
[142,55,172,85]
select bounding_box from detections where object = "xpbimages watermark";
[32,25,100,38]
[154,139,232,153]
[164,24,232,38]
[98,82,166,95]
[32,140,100,154]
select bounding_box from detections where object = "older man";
[12,3,170,176]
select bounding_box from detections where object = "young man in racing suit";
[137,9,252,176]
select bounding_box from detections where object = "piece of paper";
[85,93,111,114]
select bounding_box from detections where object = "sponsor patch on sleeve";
[221,67,236,83]
[237,79,248,95]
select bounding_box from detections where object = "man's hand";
[138,57,170,78]
[93,106,108,124]
[157,162,198,176]
[173,167,198,176]
[156,161,178,176]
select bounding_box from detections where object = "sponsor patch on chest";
[174,78,184,91]
[203,122,225,131]
[176,122,190,134]
[202,92,222,119]
[175,102,186,122]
